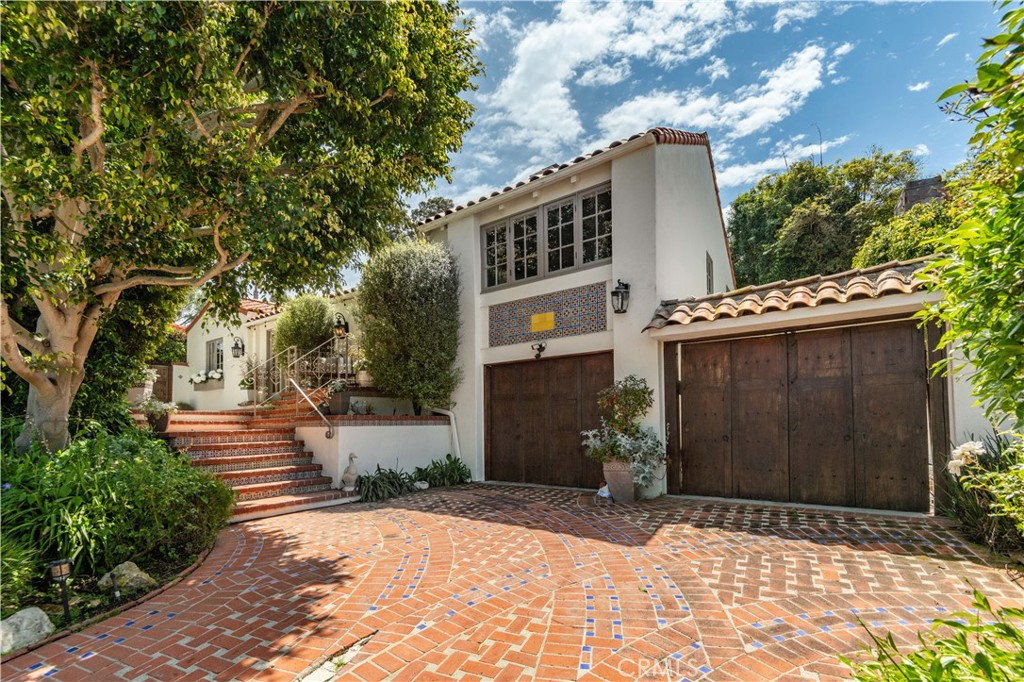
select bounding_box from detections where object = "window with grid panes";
[206,338,223,373]
[481,183,611,291]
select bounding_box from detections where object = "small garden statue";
[342,452,359,492]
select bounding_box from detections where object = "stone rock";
[1,607,55,654]
[97,561,157,595]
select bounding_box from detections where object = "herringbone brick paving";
[3,484,1020,681]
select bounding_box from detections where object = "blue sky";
[424,0,1001,212]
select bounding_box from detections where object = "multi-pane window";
[511,214,539,281]
[482,184,612,290]
[484,223,509,288]
[206,338,223,373]
[546,199,575,273]
[582,188,612,263]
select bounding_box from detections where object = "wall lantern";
[231,336,245,358]
[334,313,350,339]
[48,558,72,624]
[611,280,631,314]
[530,342,546,360]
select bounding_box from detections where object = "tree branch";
[0,301,53,394]
[72,60,106,173]
[1,307,49,357]
[185,101,213,141]
[126,263,197,275]
[259,93,305,147]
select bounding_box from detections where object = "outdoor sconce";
[48,558,72,624]
[611,280,631,314]
[334,313,350,339]
[231,336,245,358]
[531,342,546,360]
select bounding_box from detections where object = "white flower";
[947,458,964,477]
[951,441,986,465]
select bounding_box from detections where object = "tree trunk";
[15,385,75,453]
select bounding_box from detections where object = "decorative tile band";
[488,281,607,347]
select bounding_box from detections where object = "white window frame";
[481,183,612,292]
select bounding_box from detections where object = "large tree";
[727,149,921,286]
[0,1,480,451]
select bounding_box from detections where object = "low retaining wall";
[296,415,454,484]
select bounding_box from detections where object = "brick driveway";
[4,484,1020,681]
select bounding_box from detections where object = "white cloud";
[908,81,930,92]
[579,60,632,87]
[700,56,731,83]
[596,44,828,143]
[772,1,819,32]
[834,42,854,58]
[482,0,744,155]
[937,32,958,47]
[463,6,517,52]
[913,143,931,157]
[716,134,850,187]
[830,76,848,85]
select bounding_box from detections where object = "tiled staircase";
[163,391,357,523]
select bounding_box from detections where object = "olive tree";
[0,1,480,451]
[357,241,461,412]
[272,295,333,356]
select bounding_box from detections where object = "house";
[895,175,946,214]
[418,127,734,494]
[175,292,359,411]
[420,127,992,512]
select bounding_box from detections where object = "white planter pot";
[602,460,635,503]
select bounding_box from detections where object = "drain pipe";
[428,407,462,462]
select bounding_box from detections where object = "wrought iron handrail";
[290,378,334,439]
[243,344,298,418]
[283,337,352,417]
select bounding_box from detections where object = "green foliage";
[853,200,954,268]
[597,374,655,436]
[0,0,481,450]
[356,465,416,503]
[0,534,39,619]
[138,397,177,419]
[582,375,666,485]
[728,149,921,285]
[0,425,234,576]
[150,326,187,365]
[413,454,471,488]
[358,241,462,409]
[842,587,1024,681]
[410,196,455,224]
[942,435,1024,555]
[272,295,333,356]
[921,4,1024,430]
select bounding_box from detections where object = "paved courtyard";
[3,484,1020,681]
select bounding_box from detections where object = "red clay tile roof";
[645,257,933,331]
[416,127,714,228]
[239,298,278,317]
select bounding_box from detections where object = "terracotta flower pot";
[146,414,171,432]
[602,460,635,503]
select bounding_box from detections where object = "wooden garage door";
[673,321,934,511]
[486,353,609,488]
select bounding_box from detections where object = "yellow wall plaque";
[531,311,555,332]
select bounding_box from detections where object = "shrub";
[413,454,471,488]
[852,200,953,268]
[357,241,462,411]
[272,295,333,356]
[943,435,1024,555]
[356,465,416,503]
[0,535,38,618]
[842,587,1024,681]
[1,425,234,576]
[581,375,666,486]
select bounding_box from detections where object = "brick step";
[214,464,325,487]
[178,440,306,458]
[232,477,334,501]
[164,428,296,447]
[165,419,257,431]
[190,451,314,472]
[230,490,359,523]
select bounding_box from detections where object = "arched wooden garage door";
[667,320,946,512]
[485,352,610,489]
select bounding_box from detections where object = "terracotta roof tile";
[416,127,712,227]
[645,257,934,331]
[239,298,278,317]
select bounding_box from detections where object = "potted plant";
[328,378,351,415]
[239,355,257,403]
[351,347,374,387]
[127,367,159,405]
[140,397,178,432]
[581,375,666,503]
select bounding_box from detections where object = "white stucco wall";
[296,422,454,485]
[947,350,997,444]
[183,313,250,411]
